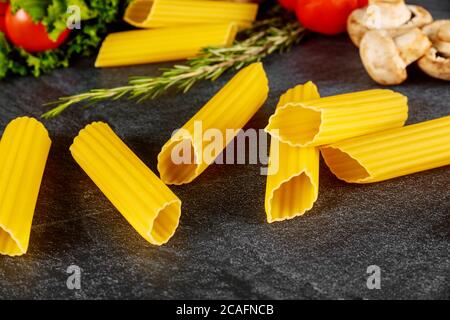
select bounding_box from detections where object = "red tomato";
[358,0,368,6]
[278,0,298,11]
[0,18,5,34]
[5,6,70,52]
[295,0,365,35]
[0,2,8,15]
[0,2,7,33]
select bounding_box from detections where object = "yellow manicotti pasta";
[265,89,409,147]
[70,122,181,245]
[265,82,321,223]
[158,62,269,185]
[95,23,238,67]
[0,117,51,256]
[321,116,450,183]
[124,0,258,29]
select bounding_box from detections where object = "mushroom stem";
[435,23,450,57]
[438,23,450,42]
[394,28,432,65]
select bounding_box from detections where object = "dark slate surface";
[0,0,449,300]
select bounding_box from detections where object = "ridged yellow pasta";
[95,23,238,67]
[158,62,269,185]
[0,117,51,256]
[124,0,258,29]
[265,82,321,223]
[265,89,409,147]
[321,116,450,183]
[70,122,181,245]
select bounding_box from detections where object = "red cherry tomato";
[5,6,70,52]
[278,0,298,11]
[0,17,6,34]
[295,0,366,35]
[0,2,8,15]
[358,0,368,6]
[0,2,8,33]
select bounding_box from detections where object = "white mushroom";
[418,20,450,81]
[365,0,412,29]
[360,28,431,85]
[348,0,433,47]
[435,22,450,56]
[394,27,432,65]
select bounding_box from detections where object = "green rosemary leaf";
[42,15,306,119]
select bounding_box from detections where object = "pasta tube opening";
[0,228,23,256]
[265,82,321,223]
[158,62,268,185]
[266,89,408,147]
[125,0,153,25]
[265,103,322,146]
[321,116,450,183]
[95,23,238,68]
[0,117,51,256]
[158,137,200,185]
[71,122,182,246]
[124,0,258,29]
[320,146,370,182]
[150,199,181,245]
[268,171,317,223]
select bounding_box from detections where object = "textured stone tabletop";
[0,0,449,300]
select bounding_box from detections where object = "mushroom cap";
[360,30,407,85]
[422,20,450,42]
[365,0,412,29]
[418,20,450,80]
[423,20,450,57]
[418,48,450,81]
[394,28,432,65]
[437,22,450,42]
[348,5,433,47]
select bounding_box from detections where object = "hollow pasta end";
[158,137,200,185]
[267,103,322,147]
[321,146,370,183]
[148,199,181,245]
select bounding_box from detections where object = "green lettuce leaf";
[0,0,123,79]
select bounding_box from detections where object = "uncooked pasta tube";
[95,23,238,67]
[0,117,51,256]
[124,0,258,29]
[265,89,408,147]
[158,62,269,185]
[265,82,321,223]
[70,122,181,245]
[321,116,450,183]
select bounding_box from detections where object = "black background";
[0,0,449,299]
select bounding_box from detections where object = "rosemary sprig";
[42,16,306,118]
